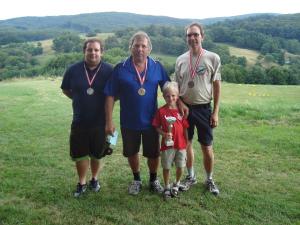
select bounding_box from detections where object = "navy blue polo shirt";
[61,60,113,128]
[104,56,170,130]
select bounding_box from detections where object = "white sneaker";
[205,179,219,196]
[171,184,179,197]
[182,175,197,187]
[177,183,189,192]
[128,180,142,195]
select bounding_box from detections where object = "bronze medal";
[188,81,194,88]
[138,88,146,96]
[189,49,203,88]
[87,87,94,95]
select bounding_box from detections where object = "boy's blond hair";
[162,81,179,95]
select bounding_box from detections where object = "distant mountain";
[0,12,196,32]
[0,11,276,33]
[209,13,300,41]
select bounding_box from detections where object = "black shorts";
[121,127,160,158]
[187,103,213,146]
[70,126,106,161]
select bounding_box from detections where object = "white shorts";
[161,148,186,170]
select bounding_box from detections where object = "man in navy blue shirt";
[105,31,169,195]
[61,38,113,197]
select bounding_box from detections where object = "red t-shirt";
[152,105,189,151]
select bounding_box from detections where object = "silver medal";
[87,87,94,95]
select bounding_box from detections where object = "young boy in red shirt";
[152,81,189,199]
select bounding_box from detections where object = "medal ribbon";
[189,49,203,79]
[133,59,148,86]
[84,63,101,87]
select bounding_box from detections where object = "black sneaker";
[149,179,164,193]
[205,179,219,196]
[74,183,87,198]
[89,178,101,192]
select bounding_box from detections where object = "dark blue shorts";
[187,103,213,146]
[70,126,106,160]
[121,127,160,158]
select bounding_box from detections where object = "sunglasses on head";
[186,33,200,38]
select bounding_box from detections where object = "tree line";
[0,21,300,84]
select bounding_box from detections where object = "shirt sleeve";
[212,54,221,81]
[61,66,72,90]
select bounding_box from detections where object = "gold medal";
[87,87,94,95]
[188,81,194,88]
[133,59,148,96]
[138,88,146,96]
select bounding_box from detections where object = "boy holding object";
[152,81,189,199]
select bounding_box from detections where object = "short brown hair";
[185,22,205,37]
[83,38,104,53]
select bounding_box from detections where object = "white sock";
[165,184,171,189]
[206,172,213,180]
[187,167,194,177]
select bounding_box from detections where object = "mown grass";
[34,40,56,65]
[226,45,260,66]
[0,78,299,225]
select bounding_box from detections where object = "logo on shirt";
[196,66,207,76]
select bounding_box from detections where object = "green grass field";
[227,45,260,66]
[151,53,177,65]
[0,78,299,225]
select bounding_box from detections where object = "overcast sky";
[0,0,298,20]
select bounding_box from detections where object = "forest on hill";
[0,11,260,35]
[0,12,299,84]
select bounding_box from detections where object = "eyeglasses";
[186,33,200,38]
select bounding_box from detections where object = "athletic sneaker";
[182,175,197,187]
[149,179,164,193]
[89,178,101,192]
[128,180,142,195]
[171,184,179,197]
[205,179,220,196]
[163,188,172,200]
[74,183,87,198]
[177,183,189,192]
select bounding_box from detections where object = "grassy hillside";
[35,39,56,65]
[226,44,282,68]
[34,33,114,65]
[0,78,299,225]
[227,45,260,66]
